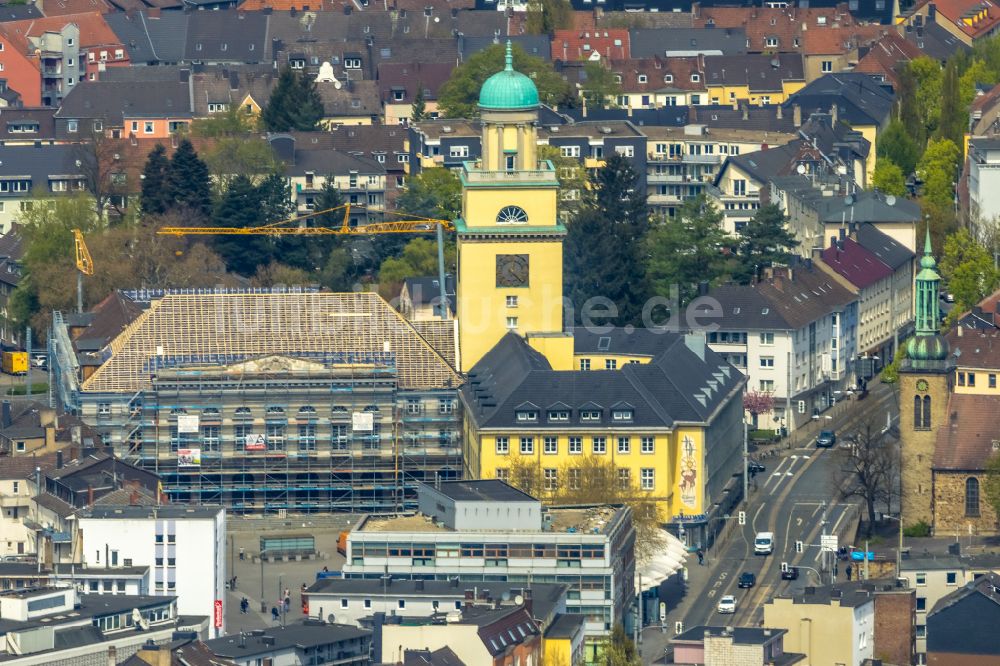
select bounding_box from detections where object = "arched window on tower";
[913,395,922,429]
[922,395,931,429]
[966,477,981,517]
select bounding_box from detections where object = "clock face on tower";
[916,379,929,392]
[496,254,529,287]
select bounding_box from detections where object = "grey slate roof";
[0,108,56,142]
[727,142,800,183]
[544,613,585,640]
[785,73,895,128]
[55,80,192,122]
[699,283,794,330]
[0,144,84,188]
[404,647,466,666]
[184,11,269,63]
[926,573,1000,656]
[854,222,915,269]
[903,21,969,62]
[703,54,804,92]
[460,35,552,61]
[104,10,189,64]
[674,625,787,644]
[817,190,922,225]
[204,622,369,658]
[0,2,41,21]
[630,28,748,57]
[463,332,743,430]
[282,147,385,178]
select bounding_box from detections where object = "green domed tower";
[899,227,953,531]
[478,41,540,112]
[906,229,950,365]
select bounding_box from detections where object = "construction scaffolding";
[51,291,463,515]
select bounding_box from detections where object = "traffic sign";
[820,535,838,553]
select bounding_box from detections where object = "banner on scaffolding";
[177,448,201,467]
[352,411,374,432]
[244,434,267,451]
[177,414,199,434]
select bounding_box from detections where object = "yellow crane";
[158,203,454,318]
[73,229,94,314]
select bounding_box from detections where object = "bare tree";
[74,131,129,222]
[837,419,897,537]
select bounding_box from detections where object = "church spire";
[906,224,949,362]
[504,40,514,71]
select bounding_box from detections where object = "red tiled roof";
[38,0,113,15]
[914,0,1000,39]
[801,24,883,55]
[607,56,705,92]
[934,393,1000,470]
[821,237,893,289]
[693,5,861,52]
[4,12,122,49]
[552,28,629,61]
[0,453,57,480]
[854,31,922,85]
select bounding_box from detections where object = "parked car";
[748,460,766,474]
[31,354,47,369]
[781,566,799,580]
[816,430,837,448]
[717,595,737,614]
[738,572,757,588]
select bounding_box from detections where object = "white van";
[754,531,774,555]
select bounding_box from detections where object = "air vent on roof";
[441,126,452,133]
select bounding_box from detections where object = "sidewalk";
[638,541,722,663]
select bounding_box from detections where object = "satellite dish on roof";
[514,594,524,606]
[327,614,336,624]
[886,195,896,206]
[796,164,806,175]
[844,194,855,206]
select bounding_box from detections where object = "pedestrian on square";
[846,564,853,581]
[697,549,704,565]
[239,547,245,561]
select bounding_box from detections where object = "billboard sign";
[244,434,267,451]
[177,414,199,434]
[177,448,201,467]
[352,411,374,432]
[213,599,223,628]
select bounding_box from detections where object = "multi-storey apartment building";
[340,480,634,659]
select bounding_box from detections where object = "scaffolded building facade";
[50,290,463,514]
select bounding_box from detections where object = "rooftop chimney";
[56,450,63,469]
[793,103,802,127]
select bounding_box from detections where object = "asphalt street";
[640,380,899,663]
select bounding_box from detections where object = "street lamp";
[260,549,267,613]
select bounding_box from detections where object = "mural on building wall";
[679,435,698,509]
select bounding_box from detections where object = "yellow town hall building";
[455,45,746,547]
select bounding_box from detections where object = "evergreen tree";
[564,155,650,326]
[733,204,799,284]
[262,66,297,132]
[210,175,273,275]
[167,139,213,218]
[290,71,325,131]
[140,144,171,216]
[646,196,730,304]
[936,58,965,147]
[876,120,921,176]
[262,67,325,131]
[410,84,427,122]
[895,63,924,148]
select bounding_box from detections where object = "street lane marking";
[769,457,799,494]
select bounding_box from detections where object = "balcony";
[682,153,722,165]
[647,152,683,163]
[42,67,63,78]
[462,160,558,184]
[647,172,688,184]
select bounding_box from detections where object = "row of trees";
[563,154,799,324]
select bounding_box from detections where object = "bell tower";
[456,42,567,371]
[899,229,953,530]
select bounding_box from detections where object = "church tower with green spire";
[899,228,953,530]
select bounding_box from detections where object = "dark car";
[816,430,837,448]
[748,460,766,474]
[781,566,799,580]
[738,572,756,588]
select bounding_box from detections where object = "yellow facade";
[456,107,565,371]
[953,366,1000,395]
[705,80,803,106]
[464,425,706,519]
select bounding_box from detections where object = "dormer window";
[691,73,700,82]
[664,74,673,83]
[638,74,647,83]
[581,410,601,422]
[516,410,538,422]
[614,74,623,84]
[765,37,778,48]
[548,410,570,421]
[612,409,633,421]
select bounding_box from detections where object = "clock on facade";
[496,254,529,287]
[916,379,929,392]
[496,206,529,225]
